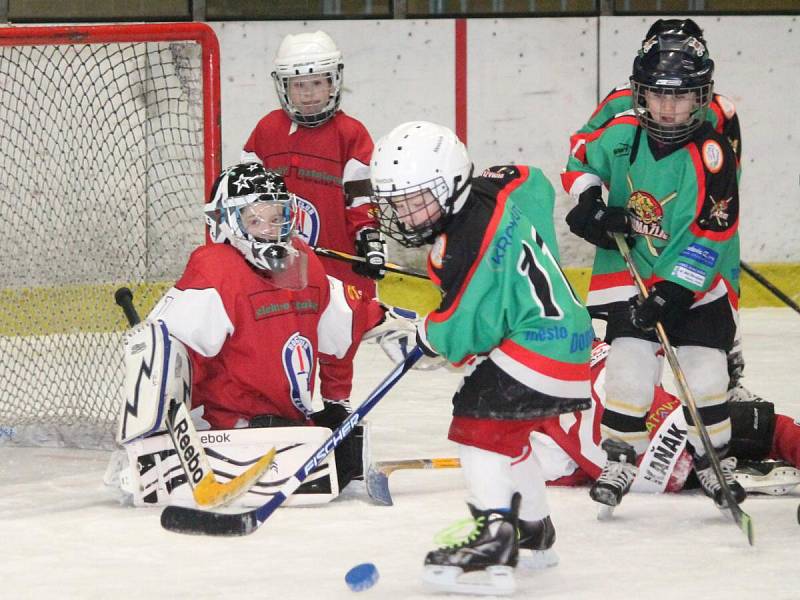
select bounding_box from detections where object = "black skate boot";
[694,454,747,508]
[589,439,638,514]
[733,460,800,496]
[517,515,558,569]
[422,493,520,596]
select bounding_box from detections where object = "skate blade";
[518,548,559,570]
[597,505,616,521]
[422,564,515,596]
[734,467,800,496]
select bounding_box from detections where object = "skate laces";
[598,457,637,489]
[432,516,486,549]
[697,456,737,492]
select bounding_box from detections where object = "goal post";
[0,23,221,449]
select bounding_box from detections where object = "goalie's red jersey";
[148,239,381,428]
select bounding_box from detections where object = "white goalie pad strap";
[117,425,364,508]
[117,321,192,444]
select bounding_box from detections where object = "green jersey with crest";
[563,117,740,346]
[422,165,592,418]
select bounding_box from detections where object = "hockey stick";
[740,261,800,316]
[160,345,424,536]
[613,235,754,545]
[366,457,461,506]
[313,246,429,280]
[114,287,276,509]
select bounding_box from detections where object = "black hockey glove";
[352,228,387,280]
[629,280,695,332]
[565,186,631,250]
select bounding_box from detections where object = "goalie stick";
[366,457,461,506]
[312,246,429,280]
[114,287,275,509]
[613,234,754,545]
[159,345,423,536]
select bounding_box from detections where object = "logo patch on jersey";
[680,243,718,268]
[708,196,731,227]
[345,284,362,302]
[671,262,706,287]
[294,196,321,246]
[701,140,724,173]
[628,191,668,240]
[613,142,631,157]
[282,333,315,417]
[480,166,517,180]
[430,234,447,269]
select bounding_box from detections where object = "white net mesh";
[0,28,215,449]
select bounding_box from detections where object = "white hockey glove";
[365,305,445,370]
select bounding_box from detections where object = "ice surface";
[2,308,800,599]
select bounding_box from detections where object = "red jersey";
[242,109,377,296]
[147,240,375,429]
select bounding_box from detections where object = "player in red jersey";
[242,31,384,412]
[142,163,385,490]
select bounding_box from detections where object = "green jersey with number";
[423,165,592,416]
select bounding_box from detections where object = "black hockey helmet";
[630,32,714,145]
[644,18,706,48]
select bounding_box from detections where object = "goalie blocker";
[111,418,369,508]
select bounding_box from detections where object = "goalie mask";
[631,30,714,145]
[272,31,343,128]
[205,163,306,287]
[370,121,473,248]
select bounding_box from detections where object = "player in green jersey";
[371,121,592,595]
[577,19,752,405]
[563,25,746,512]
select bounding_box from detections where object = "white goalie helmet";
[205,163,305,284]
[272,31,343,128]
[370,121,473,247]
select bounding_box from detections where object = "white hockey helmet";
[205,163,303,279]
[370,121,473,247]
[271,31,343,128]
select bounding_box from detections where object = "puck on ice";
[345,562,379,592]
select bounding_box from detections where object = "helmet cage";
[272,63,343,128]
[631,80,713,145]
[374,168,472,248]
[205,165,300,273]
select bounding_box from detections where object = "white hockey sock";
[511,448,550,522]
[458,444,514,511]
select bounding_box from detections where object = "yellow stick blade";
[193,447,277,509]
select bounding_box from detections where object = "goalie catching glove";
[352,227,387,280]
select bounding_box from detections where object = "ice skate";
[517,515,558,570]
[694,455,747,508]
[590,439,638,519]
[733,459,800,496]
[422,495,519,596]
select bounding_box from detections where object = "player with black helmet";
[562,23,744,513]
[572,20,748,401]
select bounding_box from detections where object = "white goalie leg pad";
[117,426,343,508]
[117,320,192,444]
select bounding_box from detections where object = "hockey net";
[0,23,220,449]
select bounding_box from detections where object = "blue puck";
[345,562,379,592]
